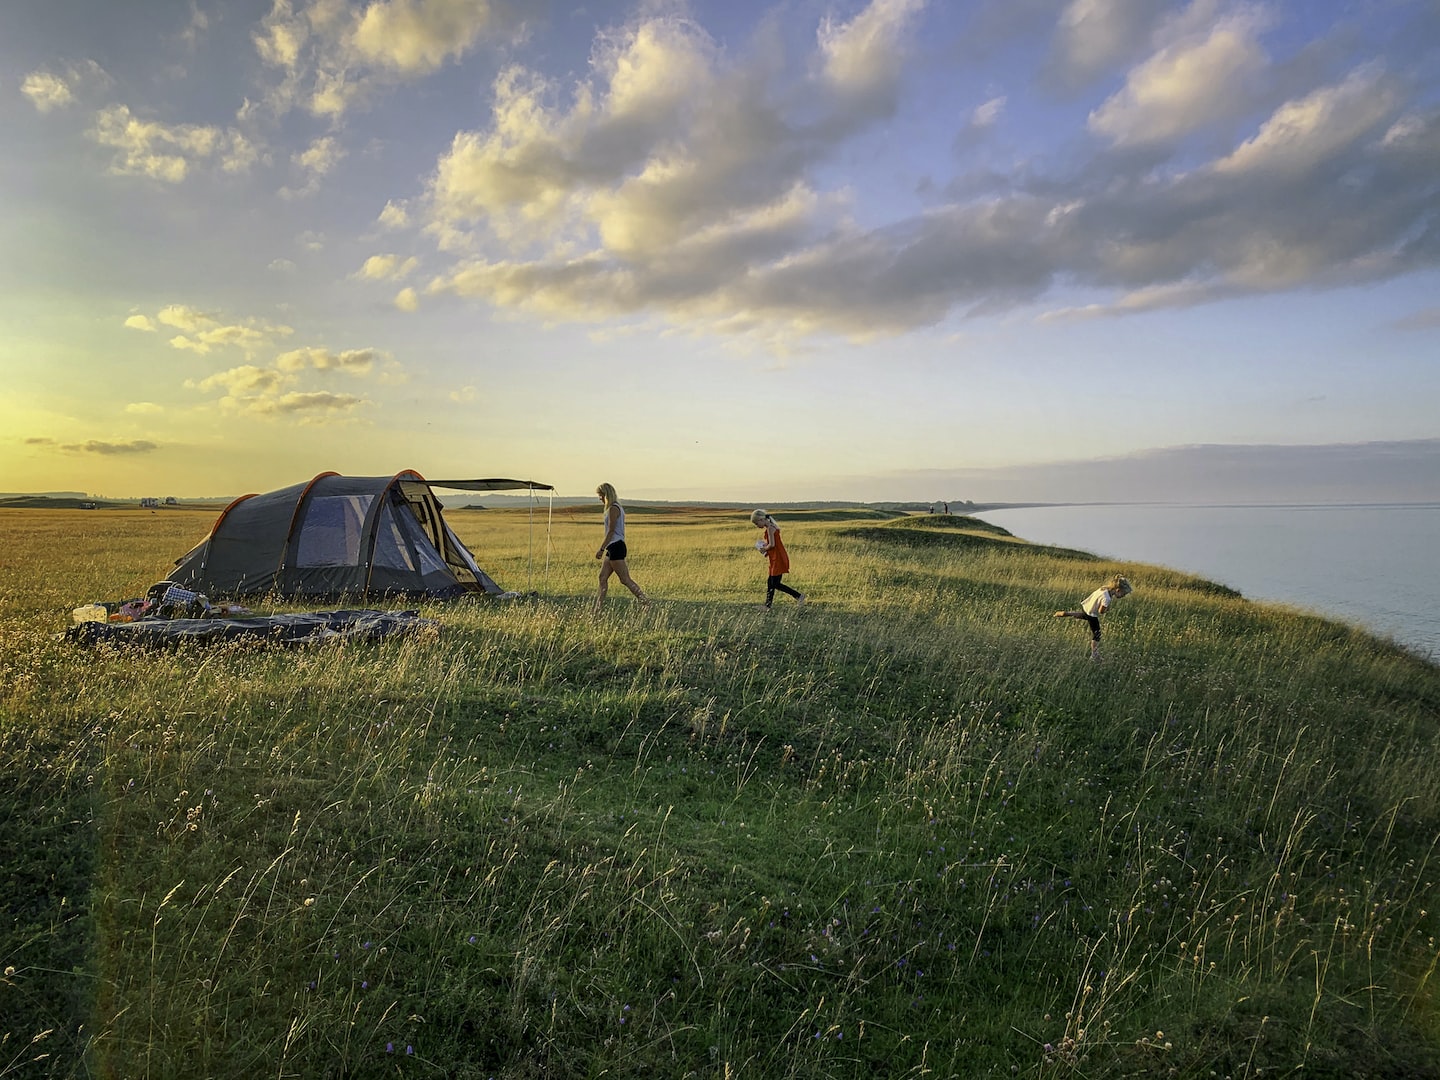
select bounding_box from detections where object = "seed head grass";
[1,506,1437,1078]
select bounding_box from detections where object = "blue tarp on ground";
[66,609,439,648]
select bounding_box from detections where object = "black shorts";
[1082,613,1101,641]
[605,540,628,561]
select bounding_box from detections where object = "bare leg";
[597,557,647,610]
[596,559,614,611]
[612,558,649,603]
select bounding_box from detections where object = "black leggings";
[767,575,801,606]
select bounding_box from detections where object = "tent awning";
[428,478,554,492]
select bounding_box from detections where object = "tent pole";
[526,487,536,594]
[544,488,553,595]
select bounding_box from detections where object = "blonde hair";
[1107,575,1133,597]
[750,508,773,526]
[596,482,619,507]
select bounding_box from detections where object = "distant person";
[1054,575,1133,661]
[595,483,649,610]
[750,509,806,611]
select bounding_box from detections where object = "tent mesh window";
[371,498,418,572]
[294,495,374,567]
[391,495,451,578]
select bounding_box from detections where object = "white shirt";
[1081,588,1112,616]
[605,504,626,543]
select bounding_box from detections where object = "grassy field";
[1,505,1437,1079]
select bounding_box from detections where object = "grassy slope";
[1,508,1437,1079]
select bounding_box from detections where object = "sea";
[972,503,1440,663]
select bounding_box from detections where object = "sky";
[3,0,1439,504]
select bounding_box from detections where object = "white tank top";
[607,504,626,542]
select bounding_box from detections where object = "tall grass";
[1,506,1437,1078]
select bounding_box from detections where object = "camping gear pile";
[71,580,249,626]
[67,608,438,648]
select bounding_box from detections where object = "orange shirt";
[765,524,790,575]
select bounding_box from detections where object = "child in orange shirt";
[750,509,806,611]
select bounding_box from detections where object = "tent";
[170,471,553,600]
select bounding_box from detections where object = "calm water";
[974,503,1440,662]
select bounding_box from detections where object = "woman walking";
[751,509,806,611]
[595,483,649,610]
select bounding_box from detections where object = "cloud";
[449,385,477,403]
[295,1,1420,343]
[282,134,346,197]
[378,200,410,228]
[22,71,78,112]
[156,304,219,331]
[140,305,294,355]
[421,1,931,330]
[971,96,1006,128]
[1088,12,1269,147]
[88,104,259,183]
[1047,0,1168,88]
[818,0,926,106]
[352,0,497,74]
[20,60,113,112]
[275,346,383,374]
[125,402,165,415]
[46,439,162,457]
[1213,65,1396,178]
[190,364,291,396]
[355,254,419,281]
[247,390,368,417]
[169,324,288,354]
[252,0,509,120]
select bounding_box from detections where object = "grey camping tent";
[170,471,552,599]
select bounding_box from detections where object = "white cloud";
[971,96,1006,128]
[282,134,346,197]
[378,200,410,229]
[1214,66,1397,178]
[157,304,219,331]
[1049,0,1168,87]
[147,305,293,354]
[21,71,77,112]
[21,61,112,112]
[818,0,926,103]
[275,346,383,374]
[125,401,165,415]
[424,0,923,278]
[191,364,291,396]
[296,134,344,175]
[392,4,1440,340]
[1089,14,1268,146]
[252,0,505,119]
[88,104,259,183]
[355,253,419,281]
[449,385,477,403]
[394,286,420,312]
[351,0,496,74]
[124,315,157,332]
[248,390,368,417]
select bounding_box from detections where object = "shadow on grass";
[0,729,96,1076]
